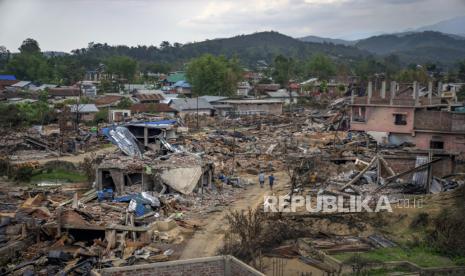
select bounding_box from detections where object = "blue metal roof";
[0,75,16,81]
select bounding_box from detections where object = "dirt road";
[180,171,288,259]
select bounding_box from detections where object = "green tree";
[272,55,296,88]
[186,54,242,96]
[105,56,138,82]
[19,38,41,54]
[116,97,133,109]
[6,52,52,82]
[6,38,52,82]
[305,53,336,80]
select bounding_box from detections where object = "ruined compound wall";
[98,256,264,276]
[99,257,225,276]
[350,106,414,134]
[229,257,265,276]
[234,103,283,115]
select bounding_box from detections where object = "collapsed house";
[96,152,214,196]
[100,119,214,196]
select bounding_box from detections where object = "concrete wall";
[98,256,264,276]
[351,106,414,134]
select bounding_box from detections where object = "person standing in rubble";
[259,171,265,188]
[268,173,275,190]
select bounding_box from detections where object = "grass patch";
[30,168,87,183]
[333,246,455,268]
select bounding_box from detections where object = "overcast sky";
[1,0,464,52]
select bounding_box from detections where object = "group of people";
[259,171,275,190]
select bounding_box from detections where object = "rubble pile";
[1,96,464,274]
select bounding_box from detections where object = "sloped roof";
[95,95,123,106]
[130,103,177,113]
[49,87,80,97]
[134,93,165,102]
[169,98,213,111]
[167,72,186,83]
[11,81,32,87]
[199,95,228,103]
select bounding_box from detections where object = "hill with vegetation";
[73,31,368,69]
[355,31,465,66]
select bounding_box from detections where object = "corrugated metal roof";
[11,81,31,87]
[167,72,186,83]
[199,96,228,103]
[134,93,165,101]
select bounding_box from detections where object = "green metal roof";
[167,72,186,83]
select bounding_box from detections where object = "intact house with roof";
[49,87,81,100]
[68,104,99,122]
[173,80,192,97]
[199,96,232,116]
[169,98,214,117]
[266,89,299,104]
[350,81,465,154]
[215,99,284,115]
[163,72,186,87]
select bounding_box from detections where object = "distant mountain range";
[76,16,465,70]
[298,16,465,46]
[354,31,465,65]
[415,16,465,37]
[296,16,465,66]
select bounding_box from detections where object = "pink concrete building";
[350,81,465,154]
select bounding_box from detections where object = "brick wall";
[385,155,454,180]
[414,110,452,131]
[99,256,264,276]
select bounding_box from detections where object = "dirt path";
[180,171,288,259]
[11,146,117,165]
